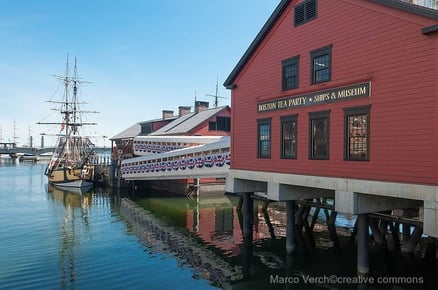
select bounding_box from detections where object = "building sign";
[257,82,371,113]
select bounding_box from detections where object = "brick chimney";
[178,106,191,117]
[195,101,209,114]
[162,110,174,119]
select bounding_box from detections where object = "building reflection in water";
[120,196,244,287]
[123,194,311,287]
[127,193,369,288]
[185,195,243,257]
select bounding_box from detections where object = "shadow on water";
[119,189,438,290]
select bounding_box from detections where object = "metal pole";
[357,213,370,276]
[286,200,296,254]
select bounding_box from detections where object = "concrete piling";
[357,213,370,276]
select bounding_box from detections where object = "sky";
[0,0,279,148]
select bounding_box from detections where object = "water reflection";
[185,195,243,257]
[123,193,438,289]
[120,197,241,287]
[0,163,218,290]
[47,185,93,290]
[123,194,346,287]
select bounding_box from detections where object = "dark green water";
[1,161,436,289]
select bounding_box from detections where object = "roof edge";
[371,0,438,19]
[223,0,291,89]
[223,0,438,90]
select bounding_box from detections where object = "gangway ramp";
[122,136,230,180]
[133,135,224,156]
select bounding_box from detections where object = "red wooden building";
[224,0,438,273]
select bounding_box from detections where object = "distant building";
[148,102,231,137]
[111,101,231,191]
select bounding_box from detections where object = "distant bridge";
[0,143,110,156]
[0,144,53,155]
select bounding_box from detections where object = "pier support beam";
[424,201,438,238]
[286,200,296,255]
[261,201,276,239]
[357,213,370,276]
[402,227,423,254]
[242,192,253,238]
[369,216,387,246]
[236,195,243,211]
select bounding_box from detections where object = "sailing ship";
[38,57,98,189]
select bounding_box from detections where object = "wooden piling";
[242,193,253,238]
[286,200,296,255]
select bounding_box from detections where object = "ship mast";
[206,77,226,108]
[63,54,70,136]
[62,57,71,160]
[37,56,97,132]
[72,57,79,136]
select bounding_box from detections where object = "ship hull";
[54,179,93,190]
[46,166,94,189]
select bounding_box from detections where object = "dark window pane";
[282,57,299,90]
[309,111,329,160]
[313,54,329,83]
[311,119,328,159]
[258,122,271,158]
[311,46,331,84]
[216,116,231,131]
[281,118,297,159]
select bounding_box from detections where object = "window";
[281,115,297,159]
[217,116,231,131]
[257,119,271,158]
[294,0,318,26]
[344,106,370,161]
[282,56,299,90]
[309,111,330,160]
[311,45,332,84]
[140,123,153,135]
[209,116,231,131]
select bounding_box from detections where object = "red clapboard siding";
[230,0,438,185]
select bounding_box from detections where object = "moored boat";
[16,153,38,162]
[38,57,98,189]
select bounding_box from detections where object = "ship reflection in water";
[47,185,94,289]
